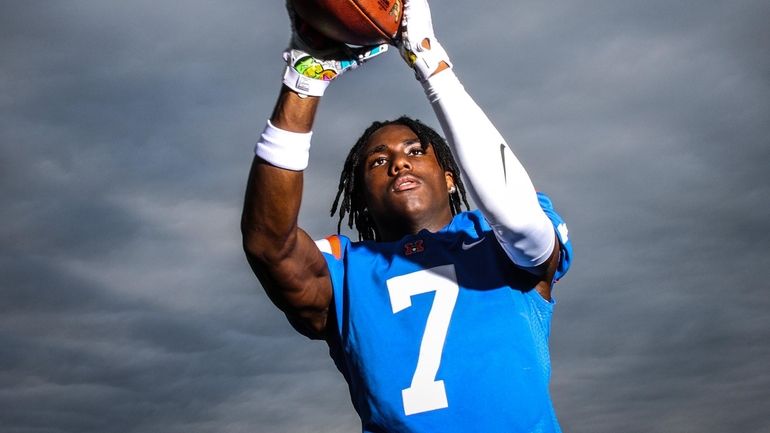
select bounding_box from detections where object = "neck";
[375,211,454,242]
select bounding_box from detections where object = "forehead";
[362,124,420,152]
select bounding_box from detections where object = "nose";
[389,152,412,176]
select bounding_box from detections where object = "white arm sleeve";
[422,70,555,268]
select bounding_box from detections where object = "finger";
[353,44,389,62]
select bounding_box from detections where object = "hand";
[397,0,452,81]
[282,3,388,97]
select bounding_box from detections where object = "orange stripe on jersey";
[326,235,342,260]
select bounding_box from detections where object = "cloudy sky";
[2,0,769,432]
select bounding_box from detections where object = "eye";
[407,146,425,156]
[370,156,387,167]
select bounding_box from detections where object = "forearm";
[270,85,319,133]
[423,70,555,268]
[242,160,301,257]
[241,86,320,261]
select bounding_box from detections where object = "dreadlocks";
[330,116,471,241]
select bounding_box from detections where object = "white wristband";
[255,119,312,171]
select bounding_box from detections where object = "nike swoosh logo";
[500,143,507,184]
[461,237,486,250]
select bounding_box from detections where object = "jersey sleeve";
[281,235,349,340]
[537,192,573,282]
[313,234,349,337]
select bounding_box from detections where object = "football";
[289,0,403,46]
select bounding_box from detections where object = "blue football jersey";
[315,193,572,433]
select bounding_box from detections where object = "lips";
[392,175,421,192]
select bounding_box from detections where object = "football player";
[242,0,573,431]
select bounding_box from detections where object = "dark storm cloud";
[2,0,769,432]
[0,250,342,432]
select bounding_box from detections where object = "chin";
[392,193,431,216]
[369,188,446,230]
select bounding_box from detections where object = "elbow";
[491,215,555,268]
[474,187,547,238]
[241,219,297,267]
[240,216,262,260]
[479,202,539,235]
[241,233,263,264]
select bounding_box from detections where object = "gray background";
[2,0,769,432]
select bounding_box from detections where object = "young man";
[242,1,573,431]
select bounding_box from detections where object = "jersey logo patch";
[461,237,485,250]
[404,240,425,256]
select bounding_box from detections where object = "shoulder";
[314,234,393,263]
[315,234,347,261]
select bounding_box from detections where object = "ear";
[445,171,455,192]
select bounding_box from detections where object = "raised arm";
[242,87,333,338]
[242,11,387,338]
[397,0,561,297]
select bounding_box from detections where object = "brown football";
[289,0,403,46]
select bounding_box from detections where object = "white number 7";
[387,264,459,416]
